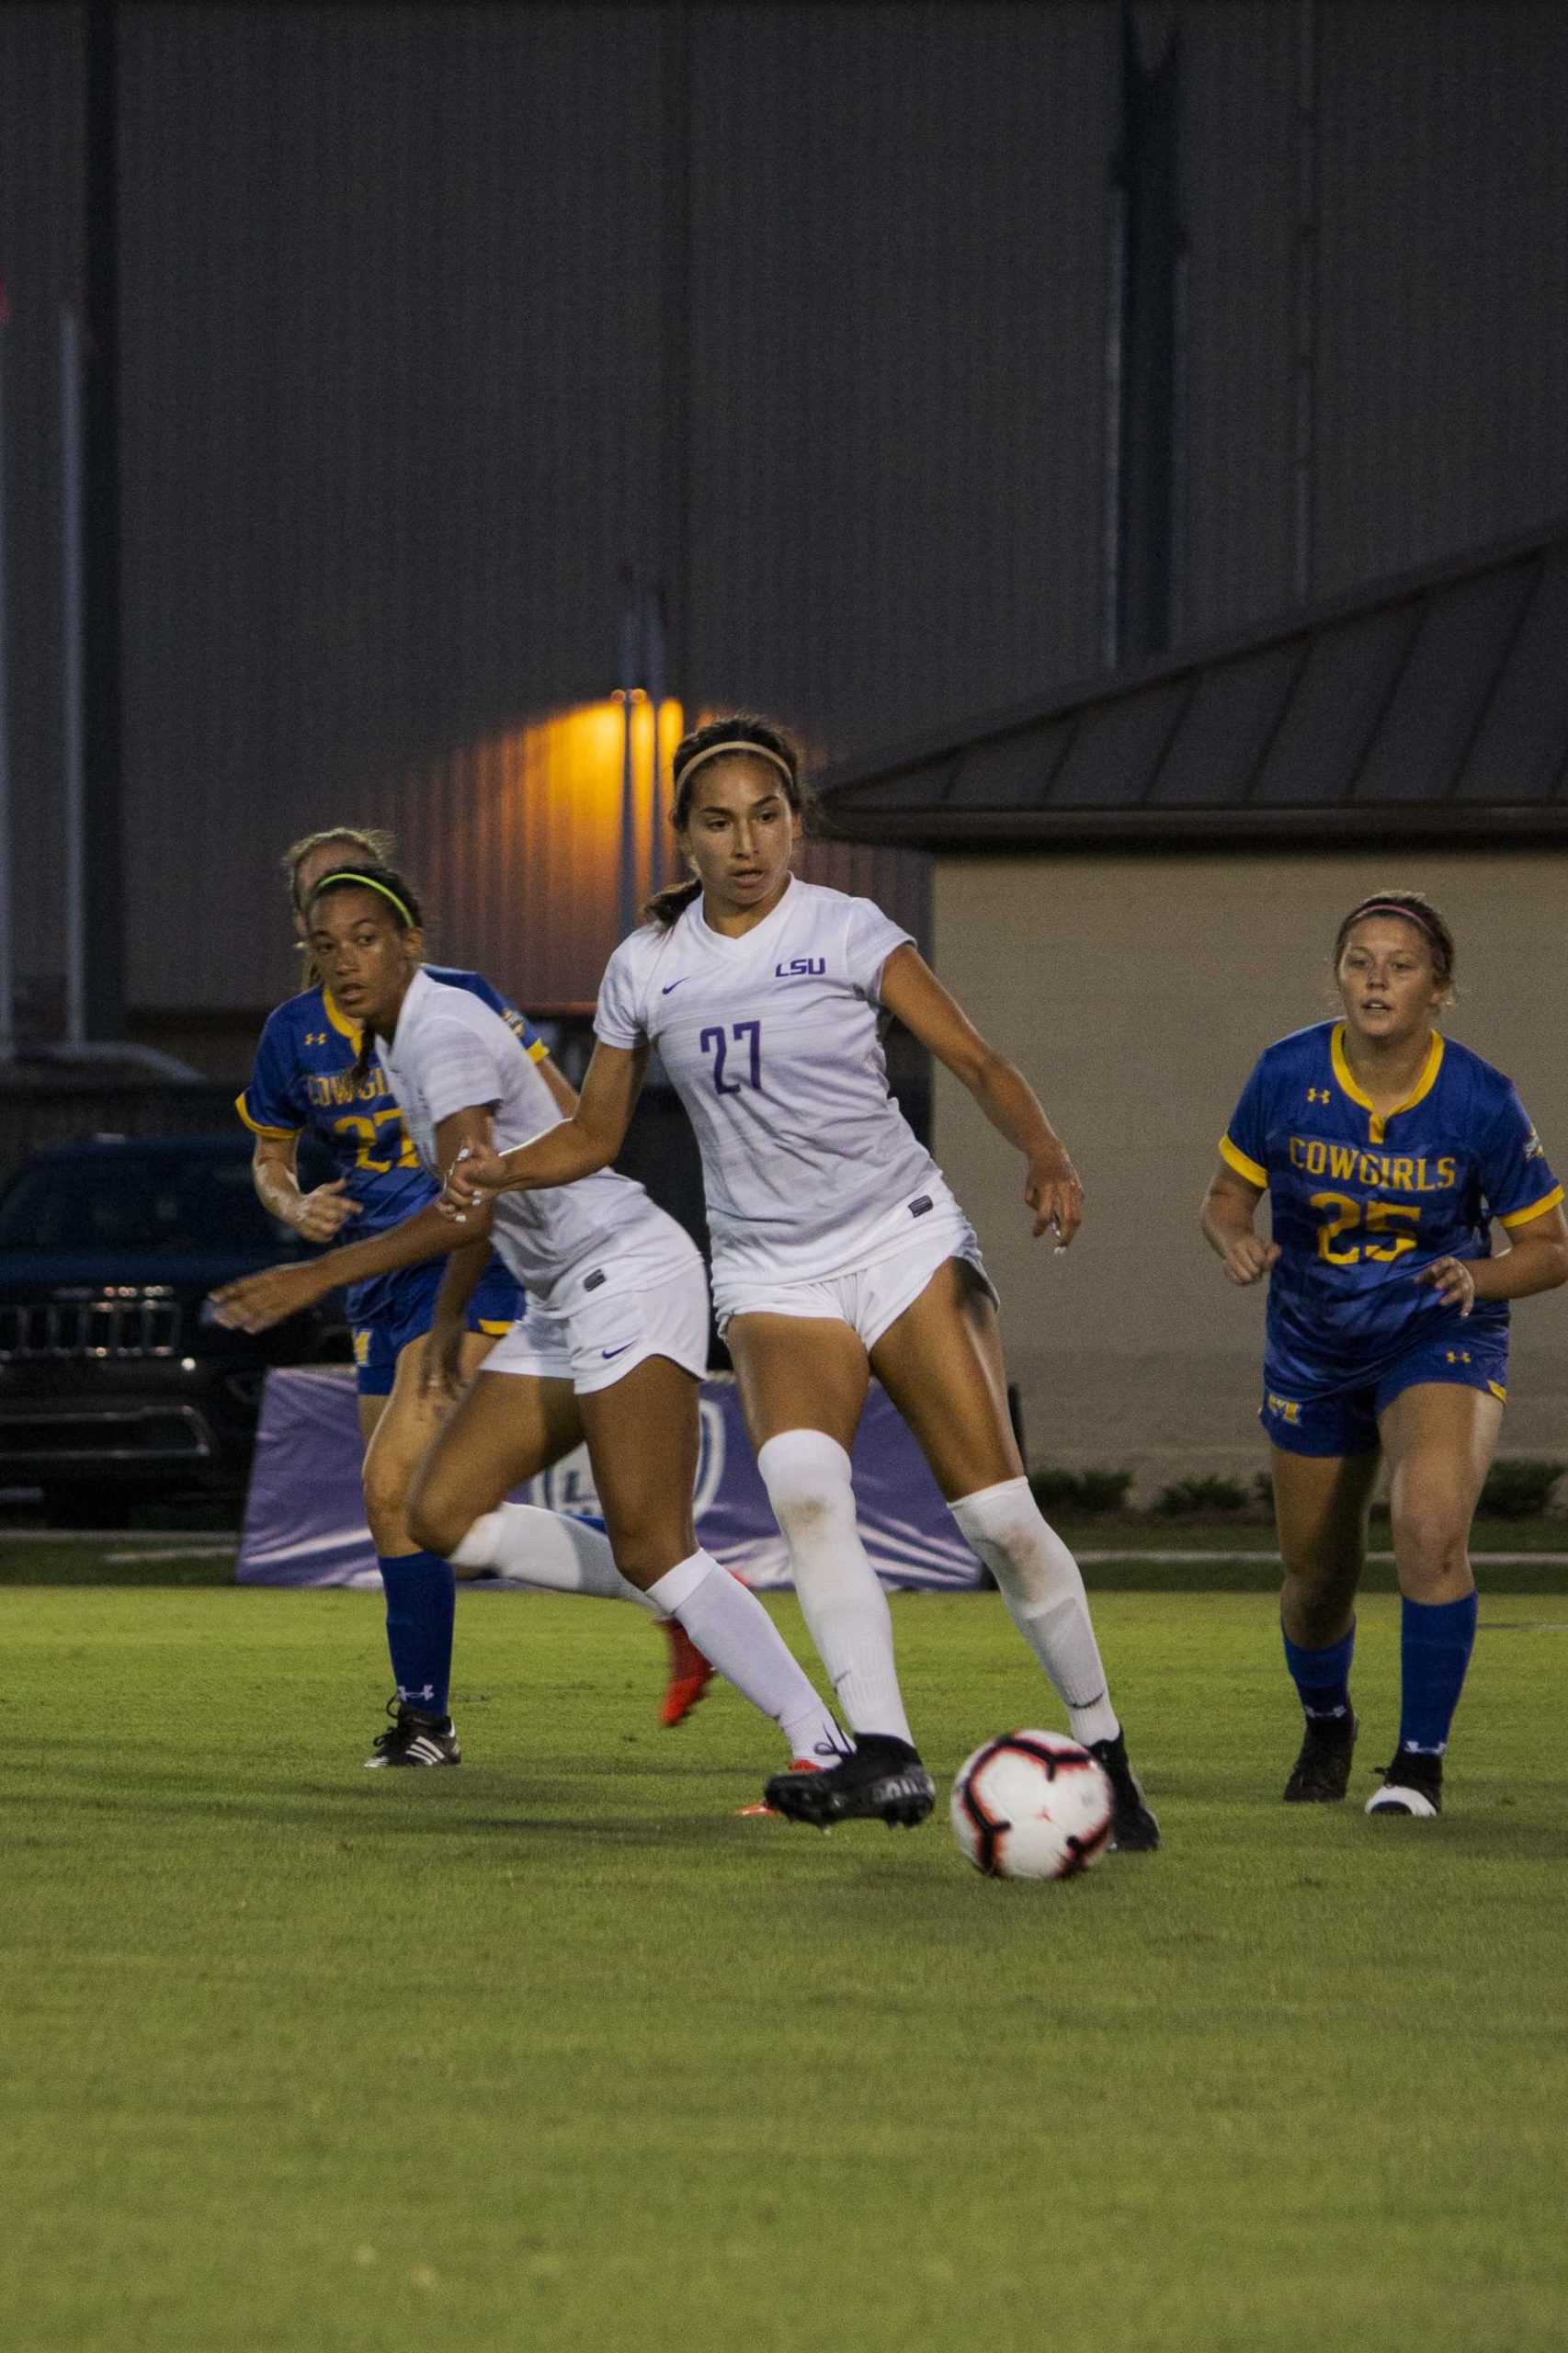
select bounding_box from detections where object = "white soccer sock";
[949,1476,1120,1747]
[450,1505,659,1614]
[647,1549,844,1760]
[756,1427,915,1745]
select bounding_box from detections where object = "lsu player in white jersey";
[442,716,1159,1847]
[229,827,717,1758]
[213,862,847,1794]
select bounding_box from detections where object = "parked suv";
[0,1135,347,1521]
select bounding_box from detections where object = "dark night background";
[4,2,1567,1037]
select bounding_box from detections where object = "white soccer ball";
[950,1729,1114,1881]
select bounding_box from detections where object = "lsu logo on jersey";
[1266,1391,1301,1426]
[775,957,825,979]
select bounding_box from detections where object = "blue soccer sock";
[378,1551,456,1717]
[1282,1620,1356,1722]
[1397,1591,1478,1756]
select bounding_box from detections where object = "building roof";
[818,520,1568,850]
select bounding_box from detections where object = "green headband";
[313,872,417,928]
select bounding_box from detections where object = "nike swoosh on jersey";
[601,1342,635,1359]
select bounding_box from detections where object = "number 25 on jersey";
[1311,1191,1420,1266]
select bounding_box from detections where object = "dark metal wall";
[4,3,1566,1022]
[0,6,84,1001]
[1180,0,1568,642]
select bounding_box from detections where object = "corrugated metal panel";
[682,2,1114,763]
[0,6,85,1005]
[1178,2,1301,638]
[118,4,671,1013]
[1314,0,1568,595]
[19,2,1568,1024]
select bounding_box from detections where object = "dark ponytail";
[643,713,813,930]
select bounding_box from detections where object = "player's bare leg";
[362,1329,499,1555]
[1379,1382,1499,1606]
[409,1368,585,1562]
[729,1314,870,1457]
[871,1258,1158,1849]
[408,1370,719,1728]
[1365,1383,1501,1818]
[1268,1444,1380,1802]
[578,1357,844,1772]
[360,1328,498,1768]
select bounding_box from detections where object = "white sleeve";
[419,1017,508,1125]
[594,936,648,1050]
[843,897,915,1004]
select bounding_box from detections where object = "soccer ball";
[950,1729,1114,1881]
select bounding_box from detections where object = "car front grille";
[0,1405,213,1464]
[0,1290,184,1360]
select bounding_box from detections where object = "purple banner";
[236,1366,983,1591]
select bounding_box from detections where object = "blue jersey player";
[1202,892,1567,1820]
[238,829,527,1756]
[233,828,717,1764]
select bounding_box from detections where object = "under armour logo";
[1307,1086,1330,1104]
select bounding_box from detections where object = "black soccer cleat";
[364,1699,462,1769]
[1283,1711,1358,1803]
[1088,1731,1161,1851]
[763,1734,936,1830]
[1365,1746,1442,1819]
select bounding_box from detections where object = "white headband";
[676,739,795,796]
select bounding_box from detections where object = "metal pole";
[643,585,668,891]
[617,580,640,939]
[1291,0,1319,605]
[62,305,86,1046]
[0,290,13,1064]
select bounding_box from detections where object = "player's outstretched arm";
[440,1041,648,1218]
[877,947,1083,1245]
[1199,1159,1279,1285]
[211,1108,501,1334]
[250,1131,362,1244]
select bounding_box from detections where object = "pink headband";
[1346,901,1440,942]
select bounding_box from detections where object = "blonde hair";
[282,825,397,913]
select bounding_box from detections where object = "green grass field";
[4,1568,1566,2353]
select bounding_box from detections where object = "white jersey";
[595,878,956,1283]
[380,968,683,1309]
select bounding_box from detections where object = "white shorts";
[711,1212,996,1354]
[482,1243,710,1396]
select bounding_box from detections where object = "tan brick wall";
[930,851,1568,1497]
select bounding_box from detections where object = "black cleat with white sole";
[764,1734,935,1829]
[1283,1711,1358,1803]
[1365,1746,1442,1818]
[1088,1730,1161,1851]
[364,1699,462,1768]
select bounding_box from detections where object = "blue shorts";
[351,1257,519,1396]
[1261,1331,1508,1458]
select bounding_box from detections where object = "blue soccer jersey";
[1220,1020,1562,1395]
[237,966,547,1326]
